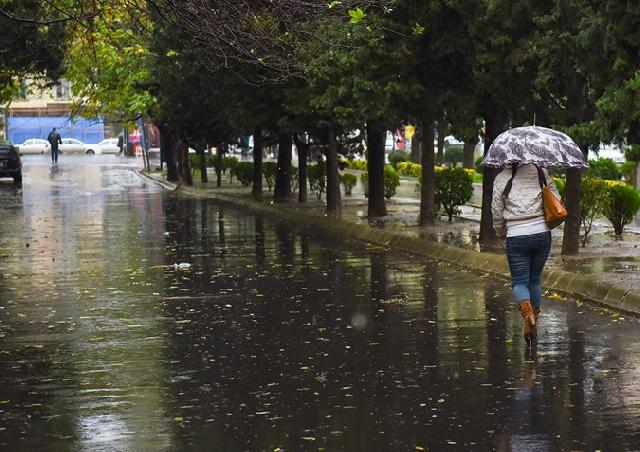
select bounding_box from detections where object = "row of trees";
[3,1,640,255]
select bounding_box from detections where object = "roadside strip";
[139,170,640,316]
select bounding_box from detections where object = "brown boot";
[533,308,540,339]
[518,301,536,346]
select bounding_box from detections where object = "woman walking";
[492,163,559,345]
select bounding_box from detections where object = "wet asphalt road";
[0,157,639,451]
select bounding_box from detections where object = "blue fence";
[7,116,105,144]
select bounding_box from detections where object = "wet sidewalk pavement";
[1,159,640,450]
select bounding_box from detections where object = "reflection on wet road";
[1,158,639,450]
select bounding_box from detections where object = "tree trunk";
[436,125,445,166]
[161,126,179,182]
[411,125,423,163]
[562,168,582,255]
[199,152,208,183]
[463,136,478,169]
[252,127,263,198]
[274,132,293,202]
[180,138,193,186]
[293,133,308,203]
[479,115,507,247]
[216,144,223,188]
[366,123,388,217]
[326,124,342,213]
[419,120,435,226]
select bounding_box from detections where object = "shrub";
[189,154,199,169]
[397,161,422,178]
[347,159,368,171]
[388,150,409,169]
[588,158,621,180]
[579,178,609,246]
[434,167,474,221]
[339,173,358,195]
[397,161,411,176]
[603,183,640,235]
[621,161,636,183]
[474,156,484,174]
[554,178,566,202]
[235,162,254,187]
[223,156,239,182]
[360,172,369,198]
[384,165,400,199]
[444,146,464,166]
[308,162,326,199]
[262,162,277,191]
[625,144,640,162]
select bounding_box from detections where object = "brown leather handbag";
[535,165,567,229]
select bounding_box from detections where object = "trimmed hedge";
[434,167,474,222]
[603,182,640,235]
[339,173,358,195]
[235,162,254,186]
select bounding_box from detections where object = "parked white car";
[59,138,99,155]
[17,138,50,155]
[97,138,121,155]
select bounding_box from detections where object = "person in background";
[117,135,124,155]
[492,163,560,346]
[47,127,62,164]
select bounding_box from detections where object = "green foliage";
[588,158,622,180]
[262,162,277,191]
[348,8,366,24]
[347,160,368,172]
[235,162,254,187]
[554,178,567,202]
[474,156,484,174]
[0,2,66,103]
[189,154,200,171]
[64,5,154,119]
[339,173,358,195]
[434,167,474,222]
[397,161,422,178]
[620,161,637,183]
[579,178,609,246]
[603,183,640,235]
[625,145,640,162]
[308,162,326,199]
[383,166,400,199]
[443,147,464,166]
[388,150,409,169]
[223,156,239,182]
[360,172,369,198]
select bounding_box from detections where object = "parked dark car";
[0,144,22,185]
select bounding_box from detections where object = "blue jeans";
[506,231,552,309]
[51,147,59,162]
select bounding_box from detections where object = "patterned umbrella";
[482,126,588,169]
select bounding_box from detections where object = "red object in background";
[394,129,405,151]
[149,123,160,148]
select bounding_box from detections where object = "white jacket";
[491,164,560,238]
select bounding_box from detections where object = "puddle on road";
[0,161,639,450]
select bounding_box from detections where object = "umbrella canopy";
[482,126,588,169]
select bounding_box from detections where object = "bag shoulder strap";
[533,164,547,189]
[502,163,518,199]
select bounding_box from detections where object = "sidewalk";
[140,169,640,316]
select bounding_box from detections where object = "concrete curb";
[138,170,179,191]
[141,172,640,317]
